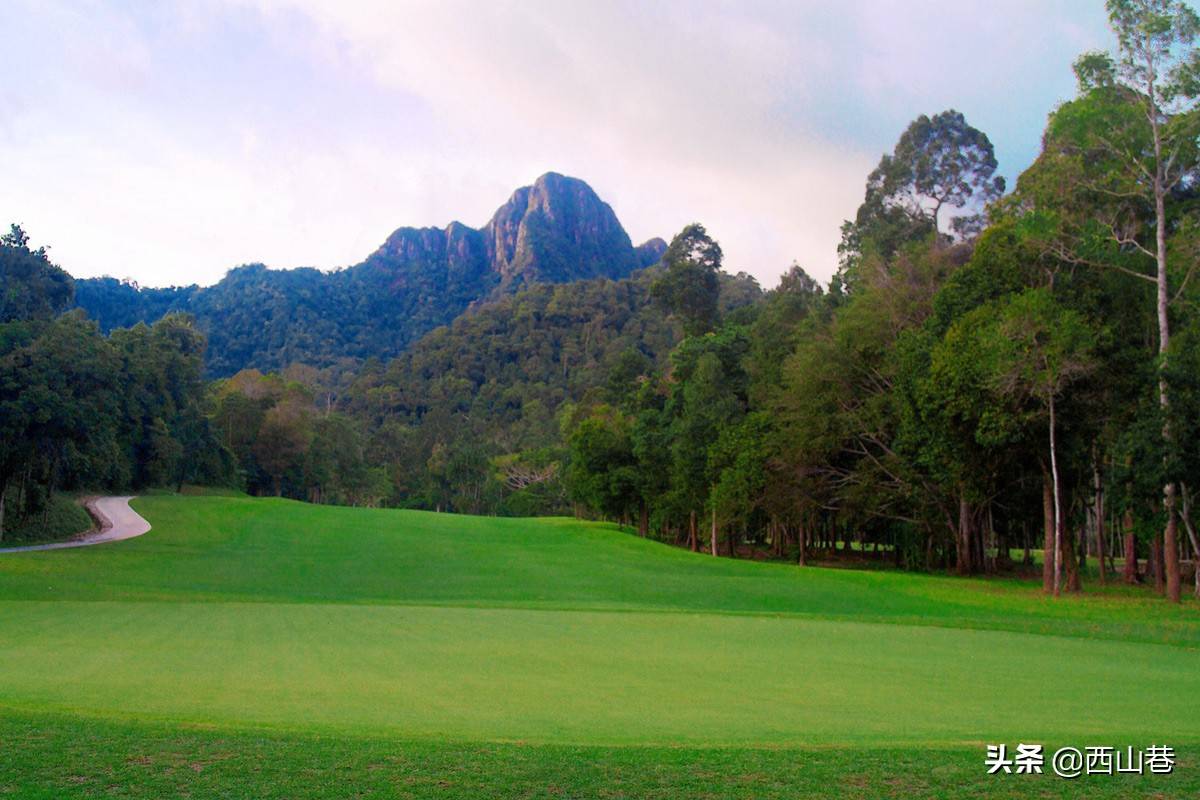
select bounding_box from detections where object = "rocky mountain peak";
[483,172,640,286]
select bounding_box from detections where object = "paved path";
[0,496,151,553]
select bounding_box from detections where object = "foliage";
[837,110,1004,288]
[0,225,75,323]
[650,223,724,337]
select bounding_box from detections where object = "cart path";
[0,497,150,553]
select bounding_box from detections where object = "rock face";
[73,173,655,376]
[482,172,640,286]
[635,237,668,268]
[364,172,639,292]
[363,221,492,297]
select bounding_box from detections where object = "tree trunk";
[1049,394,1063,597]
[797,521,806,566]
[1180,484,1200,598]
[1165,494,1181,602]
[688,511,697,552]
[1149,94,1181,603]
[1151,536,1165,595]
[1122,509,1138,584]
[1093,448,1106,585]
[1064,526,1081,593]
[710,506,718,557]
[1042,471,1055,594]
[638,503,648,538]
[956,494,972,576]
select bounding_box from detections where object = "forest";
[0,224,234,540]
[4,0,1200,606]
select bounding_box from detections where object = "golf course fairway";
[1,495,1197,798]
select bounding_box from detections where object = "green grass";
[0,492,93,545]
[1,495,1197,797]
[2,710,1193,800]
[1,496,1193,644]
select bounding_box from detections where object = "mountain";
[634,238,668,268]
[349,270,680,457]
[74,173,655,376]
[482,172,642,287]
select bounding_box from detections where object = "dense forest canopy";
[0,227,233,540]
[5,0,1200,606]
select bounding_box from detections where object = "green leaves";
[1106,0,1200,108]
[0,224,74,324]
[651,224,723,337]
[566,409,639,522]
[838,110,1004,289]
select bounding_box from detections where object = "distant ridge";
[73,173,658,376]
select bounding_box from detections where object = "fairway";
[2,495,1198,797]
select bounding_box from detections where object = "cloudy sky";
[1,1,1111,289]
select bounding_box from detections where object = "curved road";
[0,496,151,553]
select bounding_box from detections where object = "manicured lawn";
[1,496,1195,644]
[0,495,1196,796]
[3,599,1196,745]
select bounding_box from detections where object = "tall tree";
[838,111,1005,284]
[566,409,639,524]
[675,351,743,556]
[651,224,723,337]
[1044,0,1200,602]
[985,290,1097,595]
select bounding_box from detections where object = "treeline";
[0,226,233,540]
[564,3,1200,603]
[209,366,388,506]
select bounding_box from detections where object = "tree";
[748,263,824,400]
[673,348,745,556]
[0,224,74,323]
[253,396,313,496]
[779,241,971,569]
[630,380,672,538]
[0,313,125,537]
[566,410,639,523]
[708,412,772,556]
[985,290,1097,595]
[603,347,651,411]
[651,224,723,336]
[1040,0,1200,601]
[838,111,1005,283]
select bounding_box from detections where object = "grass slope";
[1,495,1197,797]
[0,492,92,545]
[2,496,1195,644]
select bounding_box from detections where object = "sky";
[0,1,1112,289]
